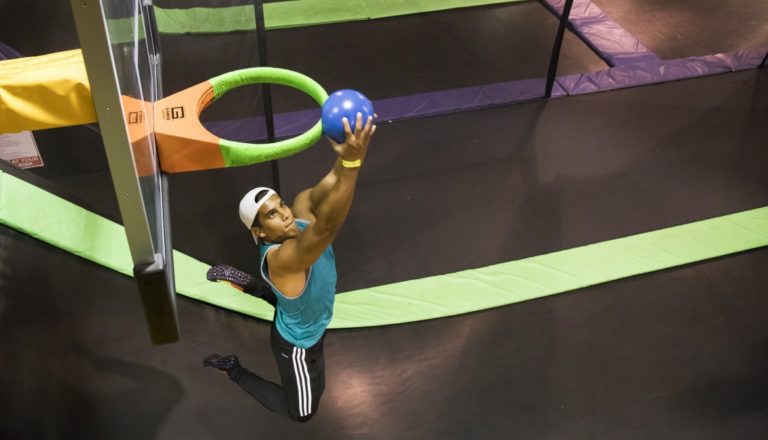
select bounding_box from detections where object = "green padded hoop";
[209,67,329,167]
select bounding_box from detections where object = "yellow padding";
[0,49,95,133]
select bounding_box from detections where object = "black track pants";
[229,324,326,422]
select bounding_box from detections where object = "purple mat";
[205,46,766,143]
[541,0,659,66]
[205,78,566,142]
[557,49,768,95]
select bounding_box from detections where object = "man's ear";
[251,227,266,239]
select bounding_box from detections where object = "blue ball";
[321,89,374,143]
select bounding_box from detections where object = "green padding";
[0,171,275,321]
[219,128,324,167]
[2,169,767,329]
[153,6,256,34]
[333,211,768,326]
[0,172,133,275]
[357,0,522,21]
[209,67,328,101]
[265,0,529,29]
[209,67,328,167]
[150,1,527,33]
[262,1,371,29]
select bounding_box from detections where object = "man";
[204,113,376,422]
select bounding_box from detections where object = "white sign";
[0,131,44,169]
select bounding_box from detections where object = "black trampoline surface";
[2,222,767,439]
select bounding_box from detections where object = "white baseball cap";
[239,187,276,229]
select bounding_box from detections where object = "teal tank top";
[259,219,336,348]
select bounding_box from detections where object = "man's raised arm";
[272,113,376,275]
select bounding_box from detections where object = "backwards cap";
[239,187,276,229]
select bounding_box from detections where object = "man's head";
[239,187,300,244]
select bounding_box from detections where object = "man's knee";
[289,397,321,423]
[290,411,316,423]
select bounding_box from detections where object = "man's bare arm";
[271,113,376,281]
[290,159,342,222]
[293,113,378,220]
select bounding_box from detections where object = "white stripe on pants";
[292,347,313,417]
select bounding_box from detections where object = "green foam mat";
[333,212,768,326]
[154,6,256,34]
[1,169,766,328]
[150,0,527,34]
[0,170,275,322]
[264,0,525,29]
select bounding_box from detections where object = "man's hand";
[330,112,376,162]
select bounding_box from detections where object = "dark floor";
[2,223,767,439]
[2,1,768,438]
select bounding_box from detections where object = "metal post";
[253,0,281,194]
[544,0,575,98]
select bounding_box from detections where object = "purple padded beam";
[541,0,659,66]
[557,49,768,95]
[205,78,566,142]
[205,45,767,143]
[206,43,766,144]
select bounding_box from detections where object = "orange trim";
[154,81,225,173]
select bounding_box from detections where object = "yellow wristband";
[341,159,362,168]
